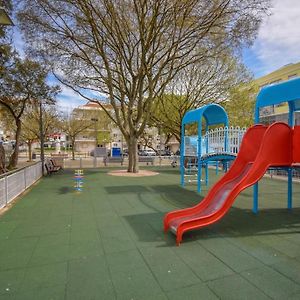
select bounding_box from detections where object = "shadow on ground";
[124,207,300,245]
[58,186,73,194]
[105,184,203,208]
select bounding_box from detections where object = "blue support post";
[254,106,260,124]
[216,161,219,175]
[205,124,209,186]
[197,127,202,193]
[288,168,293,210]
[180,124,185,187]
[287,103,294,210]
[224,126,228,153]
[253,105,260,214]
[253,183,258,214]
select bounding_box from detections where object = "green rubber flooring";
[1,167,300,299]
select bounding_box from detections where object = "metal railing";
[184,126,246,156]
[59,155,178,169]
[0,162,42,209]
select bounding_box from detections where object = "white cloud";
[56,83,109,111]
[251,0,300,75]
[56,85,87,110]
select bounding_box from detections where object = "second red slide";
[164,122,292,245]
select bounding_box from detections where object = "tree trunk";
[71,139,75,160]
[0,144,6,174]
[127,135,139,173]
[8,118,21,169]
[28,141,32,162]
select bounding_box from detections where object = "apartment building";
[72,101,113,153]
[71,101,173,155]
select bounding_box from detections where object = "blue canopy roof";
[182,104,228,127]
[256,77,300,110]
[255,77,300,125]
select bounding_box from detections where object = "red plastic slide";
[164,122,293,245]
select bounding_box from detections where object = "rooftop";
[1,167,300,299]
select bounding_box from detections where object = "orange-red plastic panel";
[293,126,300,163]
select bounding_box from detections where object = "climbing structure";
[181,104,245,192]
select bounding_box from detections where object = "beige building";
[72,102,169,155]
[254,62,300,88]
[72,102,113,153]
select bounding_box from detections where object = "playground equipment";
[253,77,300,213]
[164,77,300,245]
[180,104,245,192]
[74,169,84,192]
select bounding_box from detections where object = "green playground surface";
[1,167,300,299]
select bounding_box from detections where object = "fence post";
[80,157,82,169]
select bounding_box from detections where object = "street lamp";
[0,8,14,26]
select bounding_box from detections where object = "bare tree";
[59,114,93,160]
[21,106,59,161]
[152,55,251,141]
[19,0,269,172]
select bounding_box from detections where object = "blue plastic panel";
[182,104,228,126]
[256,77,300,109]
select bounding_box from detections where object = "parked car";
[138,150,156,156]
[144,150,156,156]
[158,149,172,156]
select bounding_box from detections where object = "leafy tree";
[88,109,112,146]
[224,83,259,128]
[19,0,269,172]
[0,57,59,169]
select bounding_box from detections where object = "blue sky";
[243,0,300,78]
[12,0,300,108]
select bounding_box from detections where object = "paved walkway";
[1,168,300,299]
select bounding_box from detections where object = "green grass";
[1,167,300,299]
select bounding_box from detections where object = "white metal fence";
[57,156,178,169]
[184,126,246,156]
[0,162,42,209]
[206,126,246,154]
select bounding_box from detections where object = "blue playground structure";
[180,104,245,192]
[253,77,300,213]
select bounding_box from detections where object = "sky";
[12,0,300,109]
[243,0,300,78]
